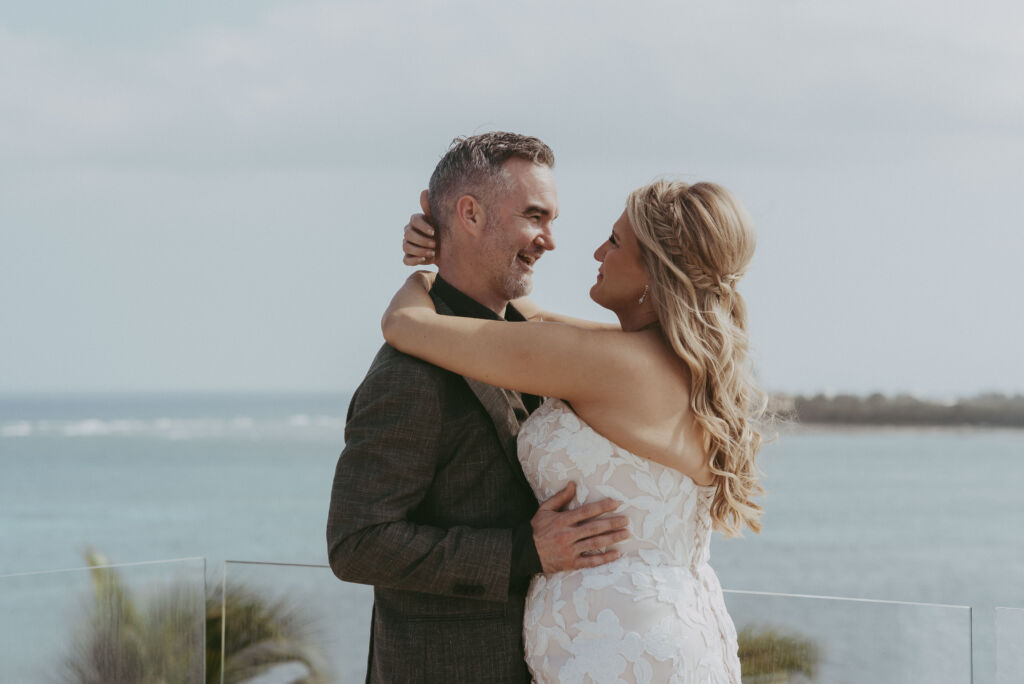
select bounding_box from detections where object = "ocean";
[1,393,1022,682]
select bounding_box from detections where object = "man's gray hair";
[428,132,555,240]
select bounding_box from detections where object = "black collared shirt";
[431,276,542,412]
[430,275,544,586]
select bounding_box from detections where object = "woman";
[385,180,764,683]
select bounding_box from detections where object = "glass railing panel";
[0,556,206,684]
[219,560,373,684]
[996,606,1024,684]
[218,564,977,683]
[724,589,972,683]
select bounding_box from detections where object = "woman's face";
[590,210,649,312]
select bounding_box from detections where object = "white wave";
[313,415,345,428]
[0,415,345,440]
[63,419,148,436]
[287,414,345,429]
[1,421,33,438]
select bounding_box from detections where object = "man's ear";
[419,189,431,220]
[453,194,485,237]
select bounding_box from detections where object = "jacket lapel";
[432,292,532,484]
[463,378,523,462]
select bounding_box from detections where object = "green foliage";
[208,581,329,684]
[60,550,329,684]
[737,624,821,683]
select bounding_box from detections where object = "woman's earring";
[638,284,649,304]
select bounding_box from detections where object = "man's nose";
[534,229,555,251]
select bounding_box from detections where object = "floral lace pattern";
[519,400,741,684]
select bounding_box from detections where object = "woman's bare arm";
[511,296,620,331]
[382,273,643,403]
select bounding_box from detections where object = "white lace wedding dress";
[519,399,741,684]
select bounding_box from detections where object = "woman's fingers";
[403,215,437,266]
[410,213,435,240]
[405,220,436,249]
[402,251,431,266]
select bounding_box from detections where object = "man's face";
[478,158,558,303]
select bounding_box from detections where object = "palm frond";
[59,550,330,684]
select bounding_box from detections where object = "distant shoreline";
[1,391,1022,430]
[772,393,1024,429]
[778,422,1024,436]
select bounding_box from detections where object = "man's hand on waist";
[531,481,630,573]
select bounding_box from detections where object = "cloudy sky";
[2,0,1022,397]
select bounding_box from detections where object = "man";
[327,132,629,683]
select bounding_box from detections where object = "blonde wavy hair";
[627,180,766,537]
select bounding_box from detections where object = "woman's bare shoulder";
[571,331,711,478]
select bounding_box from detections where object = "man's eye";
[609,234,617,245]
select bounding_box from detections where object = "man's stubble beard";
[501,271,533,302]
[481,212,534,304]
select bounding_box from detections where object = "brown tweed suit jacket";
[327,291,539,683]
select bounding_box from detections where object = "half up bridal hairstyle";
[627,180,767,537]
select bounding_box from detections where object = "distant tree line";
[769,393,1024,427]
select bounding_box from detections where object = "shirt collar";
[431,275,527,322]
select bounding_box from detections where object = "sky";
[1,0,1022,397]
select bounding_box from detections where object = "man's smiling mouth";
[517,252,541,268]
